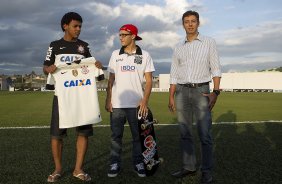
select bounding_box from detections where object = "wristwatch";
[213,89,220,96]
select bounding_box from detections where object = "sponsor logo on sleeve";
[45,47,53,61]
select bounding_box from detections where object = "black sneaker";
[134,163,146,177]
[201,172,213,184]
[107,163,120,177]
[171,168,197,178]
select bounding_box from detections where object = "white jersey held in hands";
[48,57,104,128]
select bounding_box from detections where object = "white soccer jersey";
[107,46,155,108]
[51,60,103,128]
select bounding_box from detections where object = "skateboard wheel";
[159,158,164,164]
[153,119,158,124]
[141,124,147,130]
[146,164,152,170]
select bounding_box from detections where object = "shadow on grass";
[215,110,237,122]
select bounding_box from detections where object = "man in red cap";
[105,24,155,177]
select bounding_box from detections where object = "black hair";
[61,12,83,32]
[182,10,199,24]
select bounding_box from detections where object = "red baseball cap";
[119,24,142,40]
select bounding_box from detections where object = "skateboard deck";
[137,106,162,176]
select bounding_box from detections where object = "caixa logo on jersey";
[121,65,135,72]
[64,79,92,87]
[60,55,81,63]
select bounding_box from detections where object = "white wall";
[158,72,282,91]
[159,74,170,89]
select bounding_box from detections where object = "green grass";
[213,92,282,122]
[0,123,281,184]
[0,91,282,183]
[0,91,282,127]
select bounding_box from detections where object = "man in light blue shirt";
[169,10,221,184]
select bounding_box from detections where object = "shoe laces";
[135,163,144,171]
[110,163,118,171]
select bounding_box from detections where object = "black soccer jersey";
[44,38,92,66]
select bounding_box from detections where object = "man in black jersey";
[43,12,102,182]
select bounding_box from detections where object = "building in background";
[0,76,8,90]
[3,71,282,93]
[157,72,282,93]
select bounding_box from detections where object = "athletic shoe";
[171,168,197,178]
[201,172,213,184]
[107,163,120,177]
[134,163,146,177]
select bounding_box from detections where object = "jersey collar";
[119,45,142,55]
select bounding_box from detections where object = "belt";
[178,82,209,88]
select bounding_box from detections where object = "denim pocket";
[198,84,210,94]
[176,84,183,94]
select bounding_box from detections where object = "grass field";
[0,123,281,184]
[1,91,282,126]
[0,92,282,184]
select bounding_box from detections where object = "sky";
[0,0,282,75]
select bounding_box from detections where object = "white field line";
[0,120,282,129]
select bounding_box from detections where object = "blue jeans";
[175,84,213,173]
[109,108,143,166]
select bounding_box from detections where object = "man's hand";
[168,84,176,113]
[168,97,176,113]
[138,100,148,117]
[203,92,218,110]
[95,61,103,69]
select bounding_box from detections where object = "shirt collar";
[119,45,142,55]
[184,33,202,44]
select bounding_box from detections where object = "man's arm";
[139,72,153,116]
[168,48,178,112]
[203,38,221,110]
[168,84,176,112]
[212,76,220,90]
[43,65,57,75]
[105,72,115,112]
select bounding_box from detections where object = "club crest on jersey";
[134,55,142,64]
[64,79,91,87]
[81,65,89,74]
[77,45,85,54]
[72,69,78,77]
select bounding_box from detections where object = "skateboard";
[137,106,163,176]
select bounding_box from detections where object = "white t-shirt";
[107,46,155,108]
[51,59,103,128]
